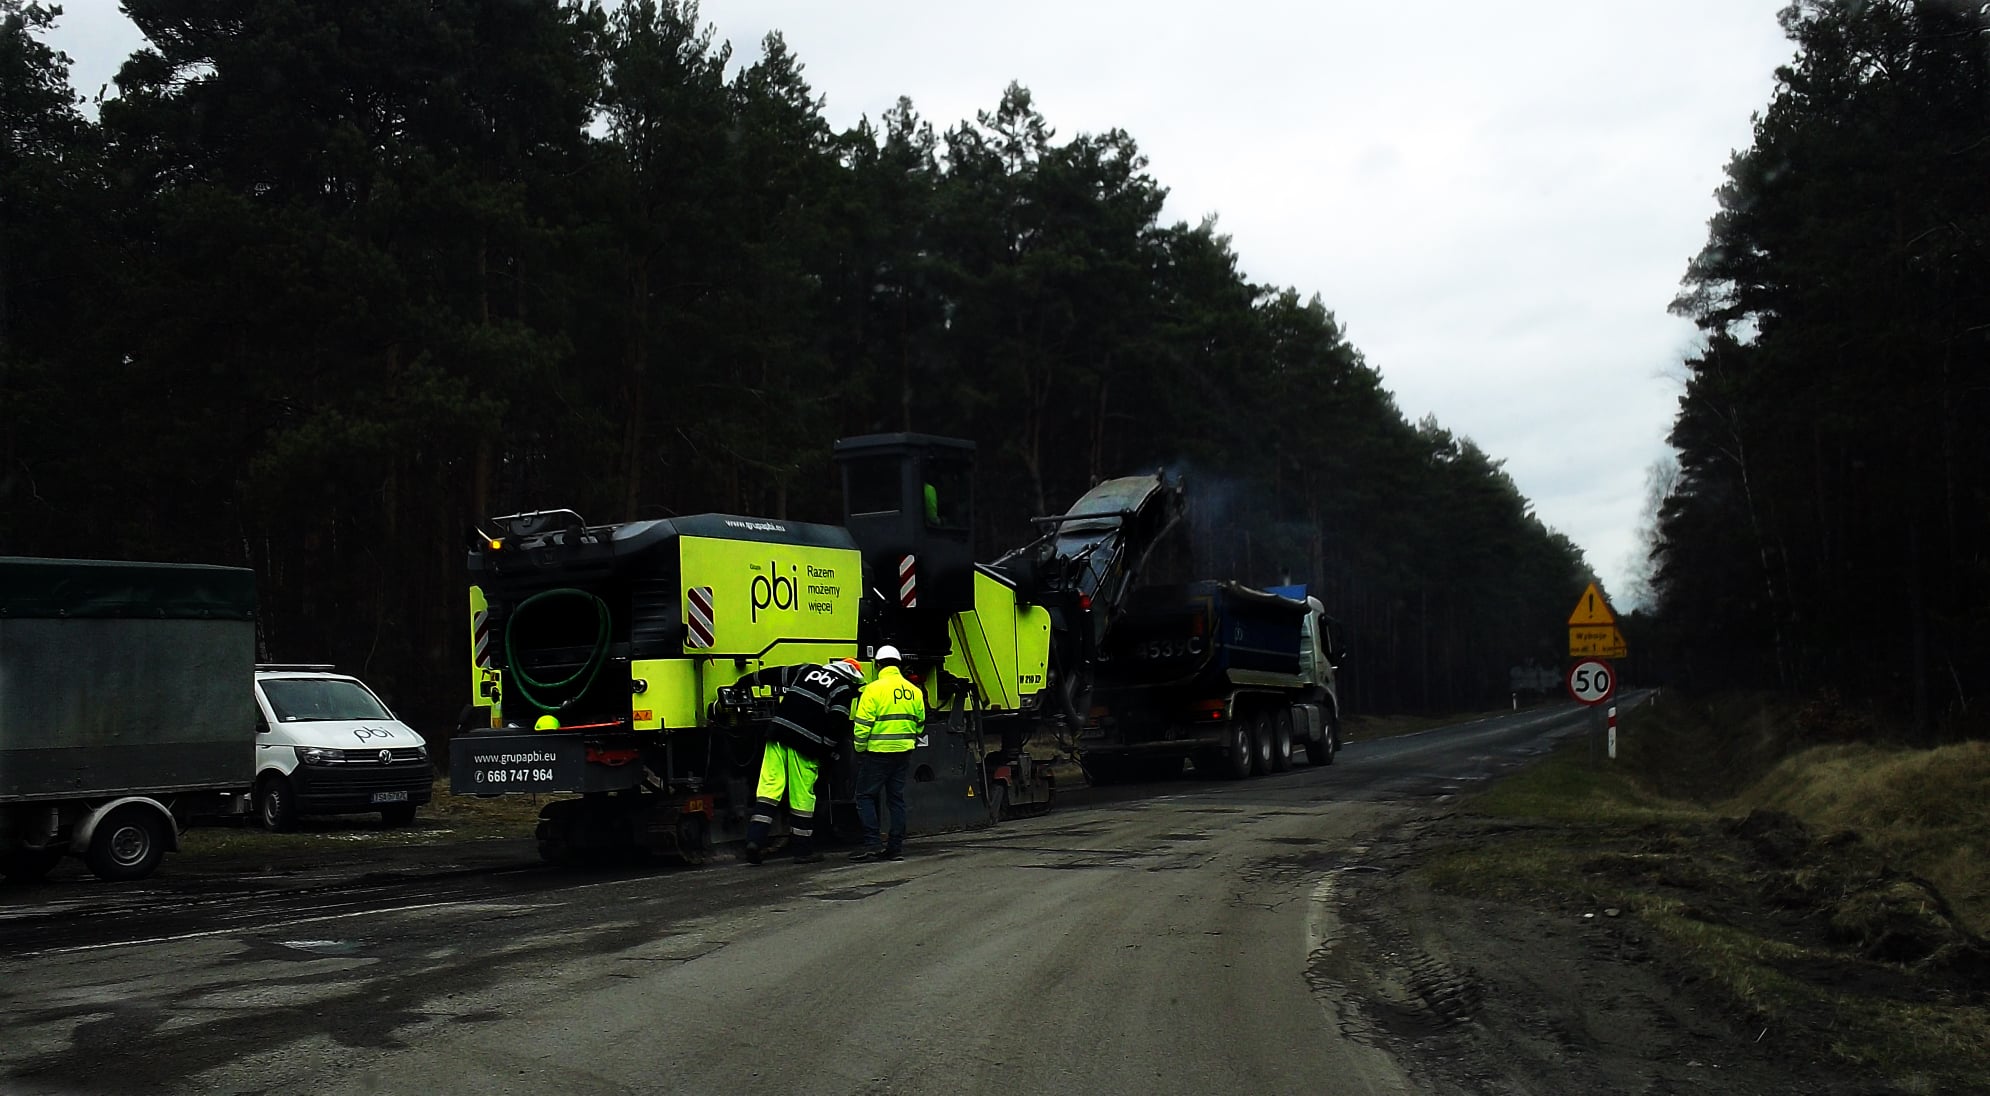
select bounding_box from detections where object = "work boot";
[744,842,764,866]
[790,837,821,864]
[743,818,770,865]
[847,848,881,862]
[882,847,905,862]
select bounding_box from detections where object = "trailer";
[0,558,257,882]
[1079,581,1343,782]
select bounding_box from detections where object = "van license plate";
[371,791,409,804]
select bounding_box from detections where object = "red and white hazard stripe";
[686,586,716,649]
[897,555,918,609]
[472,607,492,669]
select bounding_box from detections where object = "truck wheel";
[1322,715,1339,765]
[0,848,63,883]
[1302,705,1330,765]
[380,804,418,827]
[1222,721,1253,780]
[1269,708,1294,772]
[86,805,169,882]
[257,774,299,832]
[1249,713,1273,775]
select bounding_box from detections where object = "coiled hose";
[505,587,612,714]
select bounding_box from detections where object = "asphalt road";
[0,700,1612,1096]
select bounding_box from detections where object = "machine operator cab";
[251,665,433,831]
[832,433,978,657]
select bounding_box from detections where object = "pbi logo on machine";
[750,560,840,620]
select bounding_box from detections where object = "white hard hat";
[874,644,902,664]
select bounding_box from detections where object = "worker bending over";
[743,657,864,864]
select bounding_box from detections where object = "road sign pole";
[1608,705,1618,760]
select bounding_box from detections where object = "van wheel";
[258,774,298,832]
[86,805,169,882]
[380,804,418,827]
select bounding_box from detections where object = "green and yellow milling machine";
[450,433,1182,862]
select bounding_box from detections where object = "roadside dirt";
[1319,809,1986,1095]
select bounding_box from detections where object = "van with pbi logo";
[251,665,433,830]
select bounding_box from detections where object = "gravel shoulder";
[1319,811,1871,1096]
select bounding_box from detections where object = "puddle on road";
[277,938,358,953]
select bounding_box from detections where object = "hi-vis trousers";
[751,741,820,837]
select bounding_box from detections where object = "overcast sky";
[47,1,1796,607]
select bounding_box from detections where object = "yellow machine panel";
[470,585,492,705]
[630,657,697,730]
[946,569,1052,713]
[678,535,862,659]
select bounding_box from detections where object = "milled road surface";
[0,702,1606,1095]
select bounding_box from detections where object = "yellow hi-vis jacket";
[852,665,926,754]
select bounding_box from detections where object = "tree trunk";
[623,260,650,517]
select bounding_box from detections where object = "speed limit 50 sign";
[1566,659,1616,706]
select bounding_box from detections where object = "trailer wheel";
[86,805,169,882]
[0,848,63,883]
[1221,721,1253,780]
[257,774,298,832]
[1268,708,1294,772]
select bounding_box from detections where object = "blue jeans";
[855,753,909,852]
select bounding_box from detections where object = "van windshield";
[262,679,391,722]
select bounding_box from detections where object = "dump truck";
[451,434,1187,862]
[0,558,257,882]
[1078,581,1344,783]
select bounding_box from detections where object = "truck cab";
[252,666,432,830]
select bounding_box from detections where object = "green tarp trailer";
[0,558,257,881]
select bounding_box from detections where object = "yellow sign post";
[1567,583,1628,659]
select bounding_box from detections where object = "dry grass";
[1734,741,1990,935]
[1427,716,1990,1091]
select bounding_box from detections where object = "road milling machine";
[451,433,1184,863]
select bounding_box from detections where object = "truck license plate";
[371,791,409,804]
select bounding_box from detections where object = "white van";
[252,665,433,830]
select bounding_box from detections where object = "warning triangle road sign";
[1568,582,1616,627]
